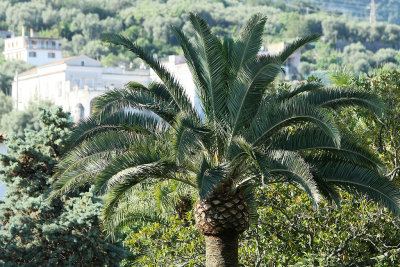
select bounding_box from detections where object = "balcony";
[27,44,62,50]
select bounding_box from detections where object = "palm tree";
[51,13,400,266]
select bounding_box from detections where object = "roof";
[19,56,77,76]
[19,55,101,76]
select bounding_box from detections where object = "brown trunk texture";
[205,233,239,267]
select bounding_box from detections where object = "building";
[265,42,301,80]
[3,26,62,65]
[0,30,14,39]
[12,55,151,121]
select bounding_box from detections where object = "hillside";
[0,0,400,95]
[287,0,400,25]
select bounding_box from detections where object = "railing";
[27,45,62,50]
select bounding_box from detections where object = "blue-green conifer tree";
[0,107,125,266]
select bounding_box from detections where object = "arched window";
[74,103,85,122]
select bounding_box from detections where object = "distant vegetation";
[0,0,399,74]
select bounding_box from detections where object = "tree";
[0,100,52,138]
[0,107,125,265]
[332,69,400,177]
[123,185,400,266]
[373,48,398,67]
[51,14,400,266]
[0,91,12,122]
[0,60,33,95]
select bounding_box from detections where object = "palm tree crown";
[51,13,400,265]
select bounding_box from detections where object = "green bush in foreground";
[124,184,400,266]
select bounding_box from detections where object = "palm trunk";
[205,233,239,267]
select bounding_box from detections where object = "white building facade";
[13,55,151,121]
[3,28,62,65]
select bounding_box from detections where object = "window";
[51,41,56,46]
[73,79,81,89]
[81,61,85,66]
[32,40,37,45]
[48,52,55,58]
[29,51,36,57]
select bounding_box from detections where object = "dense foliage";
[0,1,399,79]
[0,100,53,138]
[0,0,399,94]
[332,69,400,175]
[123,185,400,266]
[0,107,125,266]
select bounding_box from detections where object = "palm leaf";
[247,100,341,148]
[270,126,384,171]
[276,82,323,101]
[229,56,281,137]
[231,13,267,75]
[189,13,228,125]
[303,87,384,117]
[317,161,400,216]
[102,160,190,221]
[91,87,178,123]
[256,150,321,207]
[101,33,200,121]
[65,111,168,148]
[196,157,228,200]
[278,34,320,63]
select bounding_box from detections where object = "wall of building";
[25,49,63,66]
[3,36,63,65]
[12,56,153,121]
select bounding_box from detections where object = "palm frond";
[231,13,267,75]
[278,34,320,63]
[91,87,178,123]
[189,13,228,124]
[50,158,108,199]
[241,182,259,225]
[58,131,145,177]
[270,126,384,171]
[257,150,321,207]
[65,111,168,148]
[173,114,212,164]
[229,57,281,136]
[317,161,400,216]
[101,33,199,121]
[196,157,227,200]
[171,26,209,113]
[102,160,191,221]
[276,82,323,101]
[95,147,186,194]
[303,87,384,117]
[247,100,340,148]
[102,187,167,240]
